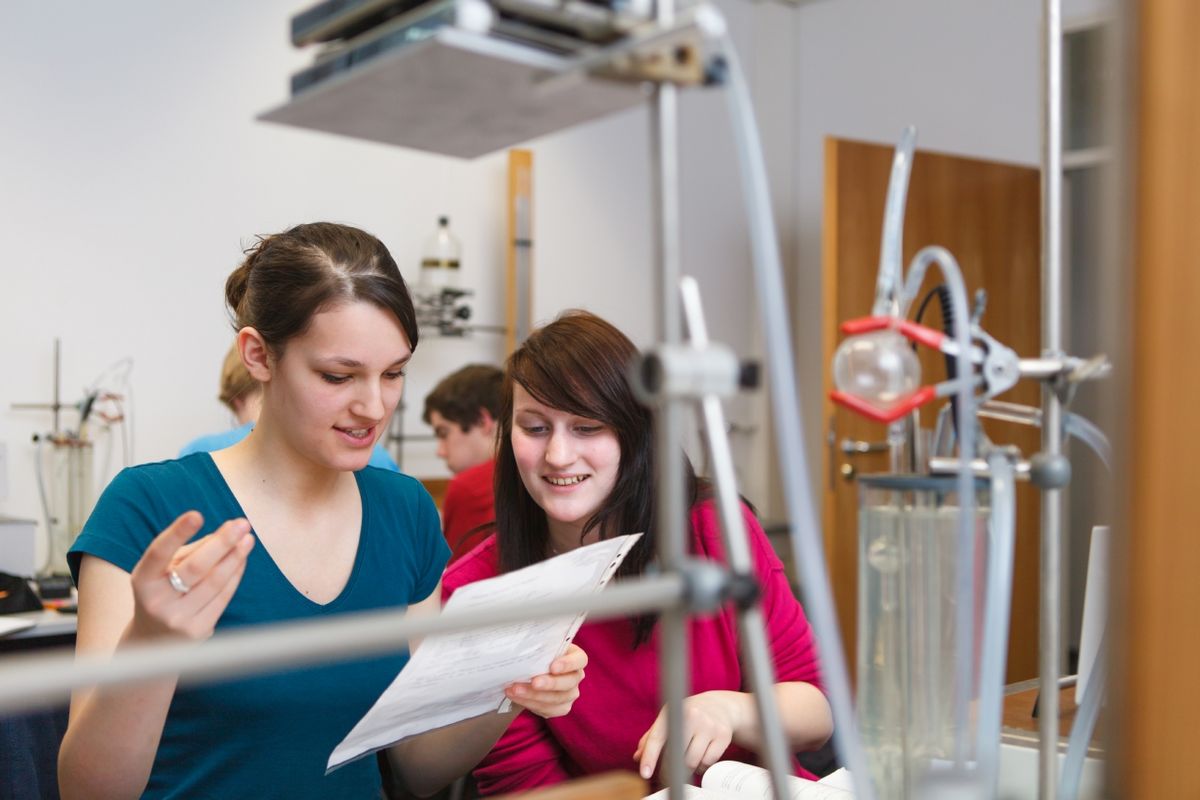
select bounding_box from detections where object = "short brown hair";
[217,342,258,413]
[225,222,418,357]
[422,364,503,430]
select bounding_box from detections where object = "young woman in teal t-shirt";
[59,223,587,799]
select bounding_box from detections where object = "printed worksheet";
[328,533,642,771]
[702,762,853,799]
[640,763,854,800]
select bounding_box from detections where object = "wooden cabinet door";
[820,136,1042,683]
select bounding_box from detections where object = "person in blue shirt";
[59,222,587,800]
[180,342,400,471]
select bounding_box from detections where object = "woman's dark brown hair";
[494,310,698,647]
[225,222,418,355]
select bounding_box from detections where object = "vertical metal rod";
[654,100,681,339]
[1040,0,1064,797]
[699,399,792,799]
[656,403,689,799]
[650,5,687,792]
[682,276,790,799]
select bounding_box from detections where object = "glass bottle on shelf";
[419,216,461,290]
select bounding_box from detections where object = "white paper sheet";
[701,762,853,799]
[328,533,642,771]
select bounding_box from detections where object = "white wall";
[0,0,784,569]
[0,0,1107,575]
[0,0,514,565]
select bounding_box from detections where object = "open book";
[328,533,642,771]
[643,762,854,800]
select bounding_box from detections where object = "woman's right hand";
[126,511,255,642]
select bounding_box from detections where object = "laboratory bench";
[0,609,77,652]
[1002,676,1105,751]
[1,610,75,800]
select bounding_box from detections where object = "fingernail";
[512,685,526,696]
[641,766,651,779]
[532,677,546,690]
[550,661,562,673]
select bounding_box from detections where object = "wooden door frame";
[821,137,1043,684]
[1111,2,1200,796]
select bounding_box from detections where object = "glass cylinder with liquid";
[419,216,461,290]
[855,473,990,798]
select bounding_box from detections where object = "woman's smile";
[544,474,589,487]
[511,384,620,541]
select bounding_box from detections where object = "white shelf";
[259,26,649,159]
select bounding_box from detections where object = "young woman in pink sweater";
[442,310,833,795]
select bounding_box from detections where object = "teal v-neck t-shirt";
[69,453,450,799]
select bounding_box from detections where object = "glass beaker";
[855,473,990,799]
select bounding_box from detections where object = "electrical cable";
[872,125,917,318]
[710,15,875,799]
[977,400,1112,473]
[86,357,133,397]
[913,284,963,442]
[1065,413,1110,472]
[84,355,135,469]
[912,283,946,328]
[900,246,977,772]
[976,451,1017,794]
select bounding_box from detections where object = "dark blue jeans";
[0,707,69,800]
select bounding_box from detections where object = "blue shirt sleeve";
[68,467,162,584]
[178,422,254,458]
[367,444,399,472]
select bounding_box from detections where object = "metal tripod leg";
[681,276,793,800]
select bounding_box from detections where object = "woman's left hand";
[634,690,749,780]
[504,643,588,718]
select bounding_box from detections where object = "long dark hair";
[494,310,697,647]
[225,222,418,356]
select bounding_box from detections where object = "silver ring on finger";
[168,569,191,595]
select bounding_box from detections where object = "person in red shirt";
[442,311,833,795]
[423,364,503,563]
